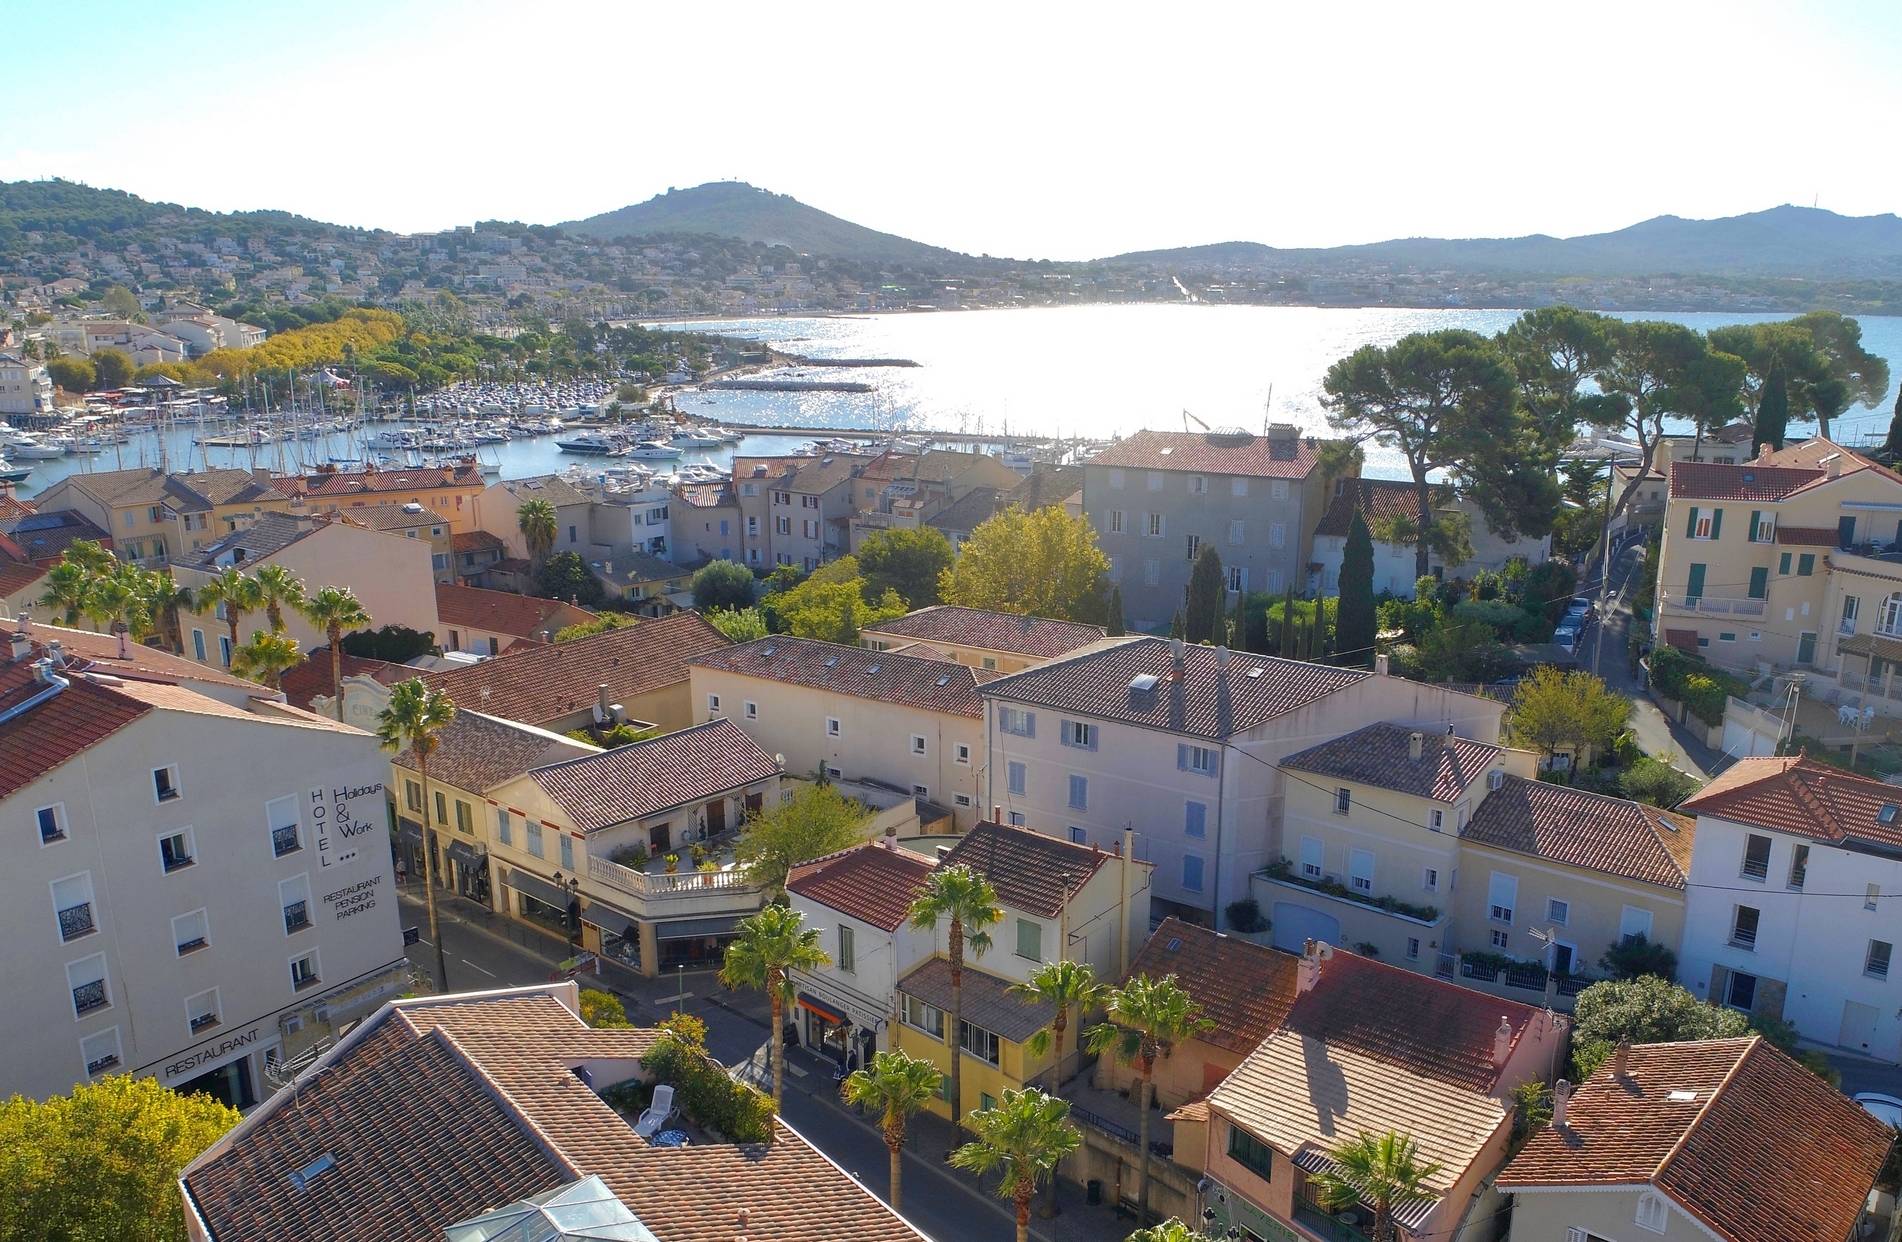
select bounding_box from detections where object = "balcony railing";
[1730,925,1757,950]
[72,981,107,1015]
[283,901,311,934]
[1460,957,1594,998]
[272,824,301,856]
[189,1011,219,1033]
[1740,857,1769,881]
[58,902,95,941]
[586,855,760,902]
[85,1052,120,1075]
[1667,594,1767,617]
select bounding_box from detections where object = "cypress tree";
[1753,355,1791,452]
[1106,584,1126,637]
[1884,385,1902,464]
[1336,510,1377,667]
[1169,609,1185,639]
[1183,546,1225,643]
[1278,585,1297,655]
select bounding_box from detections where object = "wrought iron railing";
[72,980,107,1015]
[283,901,311,933]
[272,824,301,856]
[190,1011,219,1033]
[58,902,94,941]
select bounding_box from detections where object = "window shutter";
[1686,506,1698,538]
[1748,509,1760,541]
[1710,508,1723,539]
[1177,744,1189,771]
[1567,1230,1589,1242]
[1024,712,1035,739]
[1686,563,1706,599]
[1748,566,1767,599]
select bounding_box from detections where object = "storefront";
[156,1020,278,1112]
[505,866,578,938]
[795,993,876,1070]
[393,816,426,886]
[654,914,743,972]
[447,839,490,904]
[581,898,643,973]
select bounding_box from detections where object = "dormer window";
[1635,1191,1668,1233]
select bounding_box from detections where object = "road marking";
[787,1062,809,1078]
[460,959,496,978]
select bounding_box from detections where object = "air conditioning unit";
[1488,770,1504,791]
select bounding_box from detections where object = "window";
[37,804,65,844]
[1269,521,1286,549]
[1068,775,1088,810]
[912,784,930,798]
[1110,509,1124,534]
[1730,904,1760,949]
[455,800,474,836]
[1232,477,1249,497]
[1007,762,1026,796]
[955,743,971,765]
[1867,940,1893,980]
[1299,836,1324,880]
[1488,872,1517,924]
[1069,825,1088,844]
[267,796,300,857]
[67,955,109,1018]
[1147,471,1164,492]
[1228,519,1244,545]
[1007,811,1026,826]
[707,693,721,714]
[218,634,232,667]
[80,1027,121,1077]
[980,1092,996,1111]
[1183,854,1205,892]
[826,717,841,737]
[434,790,448,827]
[1227,565,1247,594]
[1016,918,1043,961]
[838,925,855,973]
[526,821,544,858]
[1724,968,1758,1011]
[559,834,574,870]
[172,908,209,955]
[1144,558,1159,585]
[1842,595,1861,635]
[1185,800,1207,839]
[405,781,423,813]
[1688,506,1719,540]
[1406,937,1421,960]
[1227,1124,1274,1178]
[1491,929,1510,949]
[186,988,220,1034]
[1189,474,1208,495]
[983,657,997,670]
[1178,745,1216,776]
[1423,867,1439,893]
[1868,883,1883,911]
[1741,834,1771,880]
[159,828,195,873]
[958,1020,1001,1066]
[1334,786,1352,814]
[1747,566,1768,600]
[1429,808,1444,832]
[1348,849,1374,894]
[1619,906,1654,942]
[1185,533,1201,562]
[1062,720,1097,750]
[52,873,95,942]
[290,950,321,991]
[281,875,313,935]
[192,629,206,662]
[1751,511,1775,542]
[911,735,927,756]
[1636,1191,1669,1233]
[495,807,512,847]
[1798,553,1815,576]
[1547,898,1570,926]
[1109,468,1125,490]
[998,707,1035,737]
[153,765,181,803]
[744,701,758,720]
[1146,512,1164,537]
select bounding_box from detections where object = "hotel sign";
[309,782,383,870]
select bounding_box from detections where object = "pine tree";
[1182,546,1225,643]
[1753,355,1790,451]
[1106,584,1126,637]
[1336,511,1377,667]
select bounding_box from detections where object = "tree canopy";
[858,526,954,609]
[534,550,606,607]
[1181,546,1225,644]
[734,782,866,894]
[1570,975,1749,1079]
[691,559,755,611]
[1504,666,1630,764]
[765,556,906,641]
[1335,511,1376,667]
[939,505,1110,623]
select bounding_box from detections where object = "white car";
[1854,1092,1902,1128]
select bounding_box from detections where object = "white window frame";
[279,874,313,936]
[707,693,722,714]
[1488,872,1517,924]
[1228,519,1244,545]
[172,907,210,956]
[37,802,67,845]
[152,763,182,804]
[1636,1191,1669,1233]
[1547,897,1570,926]
[1270,479,1289,501]
[1423,866,1439,893]
[66,953,109,1020]
[79,1026,122,1077]
[51,871,96,943]
[1231,477,1248,497]
[826,717,841,737]
[1188,474,1208,495]
[266,795,301,858]
[1109,509,1125,534]
[1348,848,1374,894]
[1618,905,1653,942]
[1299,835,1324,880]
[290,947,322,991]
[185,986,221,1035]
[955,743,971,765]
[157,825,196,874]
[744,700,758,720]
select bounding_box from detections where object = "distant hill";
[0,178,366,245]
[560,181,965,266]
[1103,205,1902,280]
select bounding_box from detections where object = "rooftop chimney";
[46,640,63,667]
[9,630,30,663]
[1374,652,1389,676]
[1551,1078,1572,1129]
[935,844,952,862]
[597,683,611,715]
[1756,442,1773,463]
[117,630,131,659]
[992,804,1003,822]
[1611,1041,1631,1079]
[1216,644,1229,671]
[1493,1016,1514,1068]
[1297,939,1330,995]
[1171,637,1185,666]
[1822,453,1843,478]
[1408,730,1424,761]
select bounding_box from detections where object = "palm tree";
[949,1088,1081,1242]
[841,1049,944,1212]
[39,561,93,626]
[79,570,133,635]
[1085,974,1213,1226]
[197,567,262,660]
[230,629,302,689]
[375,678,456,991]
[1128,1222,1217,1242]
[1307,1130,1443,1242]
[136,570,194,653]
[907,865,1002,1144]
[300,585,371,719]
[1010,958,1106,1216]
[61,538,114,577]
[251,563,307,632]
[518,497,557,571]
[719,904,829,1114]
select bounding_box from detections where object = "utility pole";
[1591,453,1629,681]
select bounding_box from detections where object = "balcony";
[585,855,762,915]
[1730,925,1758,950]
[85,1051,120,1075]
[72,981,108,1015]
[1664,593,1766,618]
[58,902,95,941]
[189,1011,219,1033]
[283,900,311,934]
[272,824,301,856]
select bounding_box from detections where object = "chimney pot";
[1611,1041,1631,1079]
[1493,1016,1514,1068]
[991,804,1002,822]
[9,631,29,663]
[47,640,63,667]
[935,844,951,862]
[1552,1078,1572,1129]
[1374,652,1389,675]
[1171,637,1185,665]
[1408,730,1424,761]
[597,682,611,714]
[1216,644,1230,670]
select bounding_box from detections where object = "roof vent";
[762,646,776,657]
[1488,769,1505,791]
[1246,666,1264,679]
[1881,804,1899,824]
[1667,1089,1698,1103]
[1408,731,1424,761]
[1129,673,1161,694]
[289,1153,336,1192]
[865,663,881,675]
[936,675,950,687]
[824,656,839,668]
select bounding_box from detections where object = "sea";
[16,304,1902,498]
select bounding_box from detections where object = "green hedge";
[1649,646,1748,727]
[642,1033,773,1143]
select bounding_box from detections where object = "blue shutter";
[1176,744,1189,771]
[1748,510,1761,542]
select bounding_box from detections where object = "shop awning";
[504,867,572,910]
[446,840,487,871]
[796,992,847,1025]
[655,914,744,941]
[395,817,423,848]
[580,897,641,937]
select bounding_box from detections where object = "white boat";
[557,433,626,456]
[0,458,30,482]
[9,436,65,460]
[625,440,684,460]
[670,430,721,448]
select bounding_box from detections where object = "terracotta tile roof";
[1765,436,1897,478]
[675,481,734,509]
[1313,477,1434,537]
[0,492,35,521]
[452,529,505,553]
[692,636,987,718]
[2,509,112,563]
[1005,464,1084,512]
[423,611,729,727]
[0,660,153,799]
[1499,1037,1893,1242]
[1462,775,1693,888]
[182,986,925,1242]
[1775,525,1840,546]
[859,448,1002,486]
[941,820,1115,916]
[1165,1097,1210,1123]
[731,457,799,484]
[178,511,325,568]
[0,556,44,598]
[897,957,1055,1044]
[435,583,594,640]
[395,708,592,794]
[787,841,937,932]
[1680,754,1902,853]
[1282,722,1500,802]
[864,605,1107,660]
[53,466,281,509]
[1668,460,1825,501]
[986,637,1367,740]
[528,718,780,831]
[1088,429,1328,479]
[494,473,592,507]
[341,502,443,532]
[20,621,265,693]
[923,486,1001,535]
[1126,918,1299,1054]
[285,464,485,497]
[278,646,404,711]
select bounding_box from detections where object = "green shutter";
[1748,567,1768,599]
[1798,553,1815,577]
[1710,508,1723,540]
[1779,552,1792,575]
[1686,507,1699,538]
[1749,510,1761,542]
[1687,563,1706,600]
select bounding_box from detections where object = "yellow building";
[32,466,292,566]
[862,605,1111,674]
[280,463,488,533]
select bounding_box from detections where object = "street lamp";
[552,871,581,949]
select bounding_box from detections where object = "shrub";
[1598,935,1679,980]
[1619,757,1698,809]
[1521,559,1579,625]
[642,1032,774,1142]
[692,560,756,611]
[609,843,650,870]
[1224,899,1268,934]
[578,988,632,1029]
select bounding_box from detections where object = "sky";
[8,0,1902,260]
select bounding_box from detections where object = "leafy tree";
[579,987,633,1028]
[534,550,606,607]
[1128,1221,1219,1242]
[101,283,142,319]
[770,559,906,640]
[1372,504,1474,569]
[1181,546,1225,644]
[0,1074,240,1242]
[1598,934,1679,981]
[1505,667,1630,766]
[1549,505,1604,561]
[719,905,830,1112]
[375,678,456,990]
[1886,385,1902,463]
[554,612,639,643]
[1086,974,1212,1224]
[1790,310,1890,440]
[1322,329,1520,577]
[90,347,133,390]
[940,505,1110,623]
[1619,756,1698,809]
[908,865,1003,1143]
[516,497,557,571]
[949,1088,1082,1242]
[45,356,94,392]
[1307,1130,1444,1242]
[841,1050,944,1212]
[1752,354,1791,451]
[859,526,954,608]
[1520,559,1580,626]
[340,623,436,662]
[1596,321,1747,526]
[250,563,306,632]
[704,605,768,642]
[195,566,262,656]
[1498,306,1620,448]
[1336,511,1377,667]
[692,559,756,611]
[1569,975,1748,1080]
[733,782,865,895]
[230,629,301,688]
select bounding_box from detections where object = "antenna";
[1263,383,1274,434]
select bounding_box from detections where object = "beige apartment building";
[690,636,989,827]
[32,467,293,567]
[0,621,407,1106]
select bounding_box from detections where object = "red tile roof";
[0,492,35,521]
[1127,918,1299,1054]
[1669,460,1824,501]
[941,820,1116,916]
[396,709,589,794]
[435,583,594,640]
[986,637,1368,740]
[20,621,264,693]
[0,660,153,799]
[285,464,485,497]
[452,529,506,553]
[1313,477,1437,537]
[864,605,1107,659]
[692,636,988,718]
[528,718,780,831]
[1680,754,1902,853]
[1462,775,1693,888]
[1088,429,1328,479]
[0,556,44,598]
[788,841,936,931]
[1775,525,1840,546]
[278,646,404,711]
[1282,722,1500,802]
[423,611,729,727]
[1500,1037,1893,1242]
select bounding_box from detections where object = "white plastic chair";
[1862,705,1878,732]
[635,1083,676,1139]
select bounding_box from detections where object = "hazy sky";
[9,0,1901,259]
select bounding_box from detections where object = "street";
[399,890,1134,1242]
[1589,538,1720,779]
